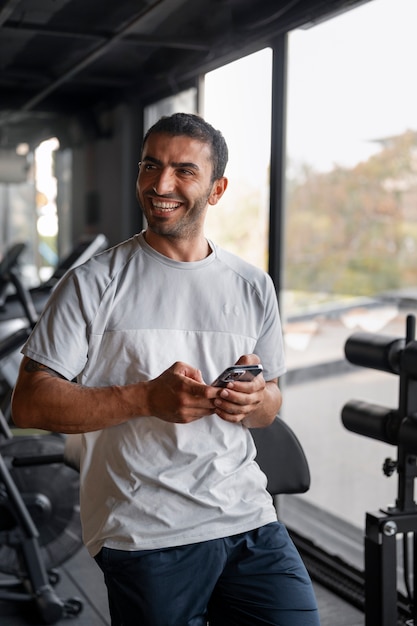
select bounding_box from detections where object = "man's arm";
[12,356,218,433]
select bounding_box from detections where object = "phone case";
[212,365,263,387]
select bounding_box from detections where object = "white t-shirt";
[23,232,286,556]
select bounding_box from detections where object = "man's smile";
[151,198,182,211]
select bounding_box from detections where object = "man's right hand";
[144,361,218,424]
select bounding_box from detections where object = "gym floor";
[0,543,364,626]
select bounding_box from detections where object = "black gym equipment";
[0,236,108,623]
[343,314,417,625]
[0,234,109,324]
[0,424,83,623]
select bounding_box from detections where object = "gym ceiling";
[0,0,369,150]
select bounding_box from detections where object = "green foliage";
[285,130,417,297]
[205,185,269,269]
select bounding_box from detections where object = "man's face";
[136,132,222,240]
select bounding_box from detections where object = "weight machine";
[343,314,417,625]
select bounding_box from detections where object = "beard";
[142,188,212,240]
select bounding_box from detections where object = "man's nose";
[152,168,175,195]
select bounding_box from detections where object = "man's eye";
[178,169,194,176]
[144,164,157,171]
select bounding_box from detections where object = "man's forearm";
[12,357,219,433]
[11,357,147,434]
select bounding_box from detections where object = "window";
[0,139,59,287]
[204,49,272,271]
[280,0,417,567]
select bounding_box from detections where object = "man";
[12,113,320,625]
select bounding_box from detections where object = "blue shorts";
[94,521,320,626]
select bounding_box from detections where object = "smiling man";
[137,120,228,259]
[12,113,320,626]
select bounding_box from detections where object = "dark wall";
[63,102,144,249]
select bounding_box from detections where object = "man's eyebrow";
[142,155,200,170]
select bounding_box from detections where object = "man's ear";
[208,177,228,206]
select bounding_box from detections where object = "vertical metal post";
[413,531,417,623]
[268,34,288,300]
[365,511,398,625]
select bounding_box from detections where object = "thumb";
[174,361,205,384]
[235,354,260,366]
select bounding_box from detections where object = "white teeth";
[152,200,181,210]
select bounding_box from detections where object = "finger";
[214,393,258,414]
[214,407,247,423]
[172,361,205,383]
[218,381,264,402]
[235,354,260,366]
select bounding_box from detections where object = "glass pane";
[0,139,60,288]
[35,138,60,282]
[203,49,272,270]
[281,0,417,568]
[144,87,197,131]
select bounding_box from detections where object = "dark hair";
[142,113,228,182]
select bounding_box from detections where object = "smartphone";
[212,364,263,387]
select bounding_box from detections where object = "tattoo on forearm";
[25,359,64,379]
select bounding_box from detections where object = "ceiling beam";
[0,0,21,26]
[4,0,174,114]
[2,20,210,51]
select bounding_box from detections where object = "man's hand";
[145,361,218,424]
[211,354,281,428]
